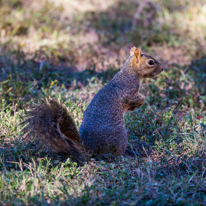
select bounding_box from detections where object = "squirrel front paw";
[127,93,145,111]
[136,93,145,104]
[128,103,142,111]
[123,93,146,114]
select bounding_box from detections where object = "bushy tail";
[20,97,86,162]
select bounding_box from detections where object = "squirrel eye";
[148,60,154,65]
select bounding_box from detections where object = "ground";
[0,0,206,205]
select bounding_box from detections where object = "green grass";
[0,0,206,205]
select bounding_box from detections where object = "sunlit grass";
[0,0,206,205]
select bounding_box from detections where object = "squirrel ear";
[130,46,137,56]
[131,48,142,68]
[134,48,141,61]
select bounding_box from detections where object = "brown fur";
[20,98,85,162]
[20,47,163,162]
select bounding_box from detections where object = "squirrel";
[20,47,163,162]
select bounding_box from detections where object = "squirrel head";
[130,47,164,78]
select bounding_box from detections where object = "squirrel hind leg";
[115,144,127,157]
[109,132,128,157]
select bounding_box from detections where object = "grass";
[0,0,206,205]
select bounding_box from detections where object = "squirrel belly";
[20,47,164,162]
